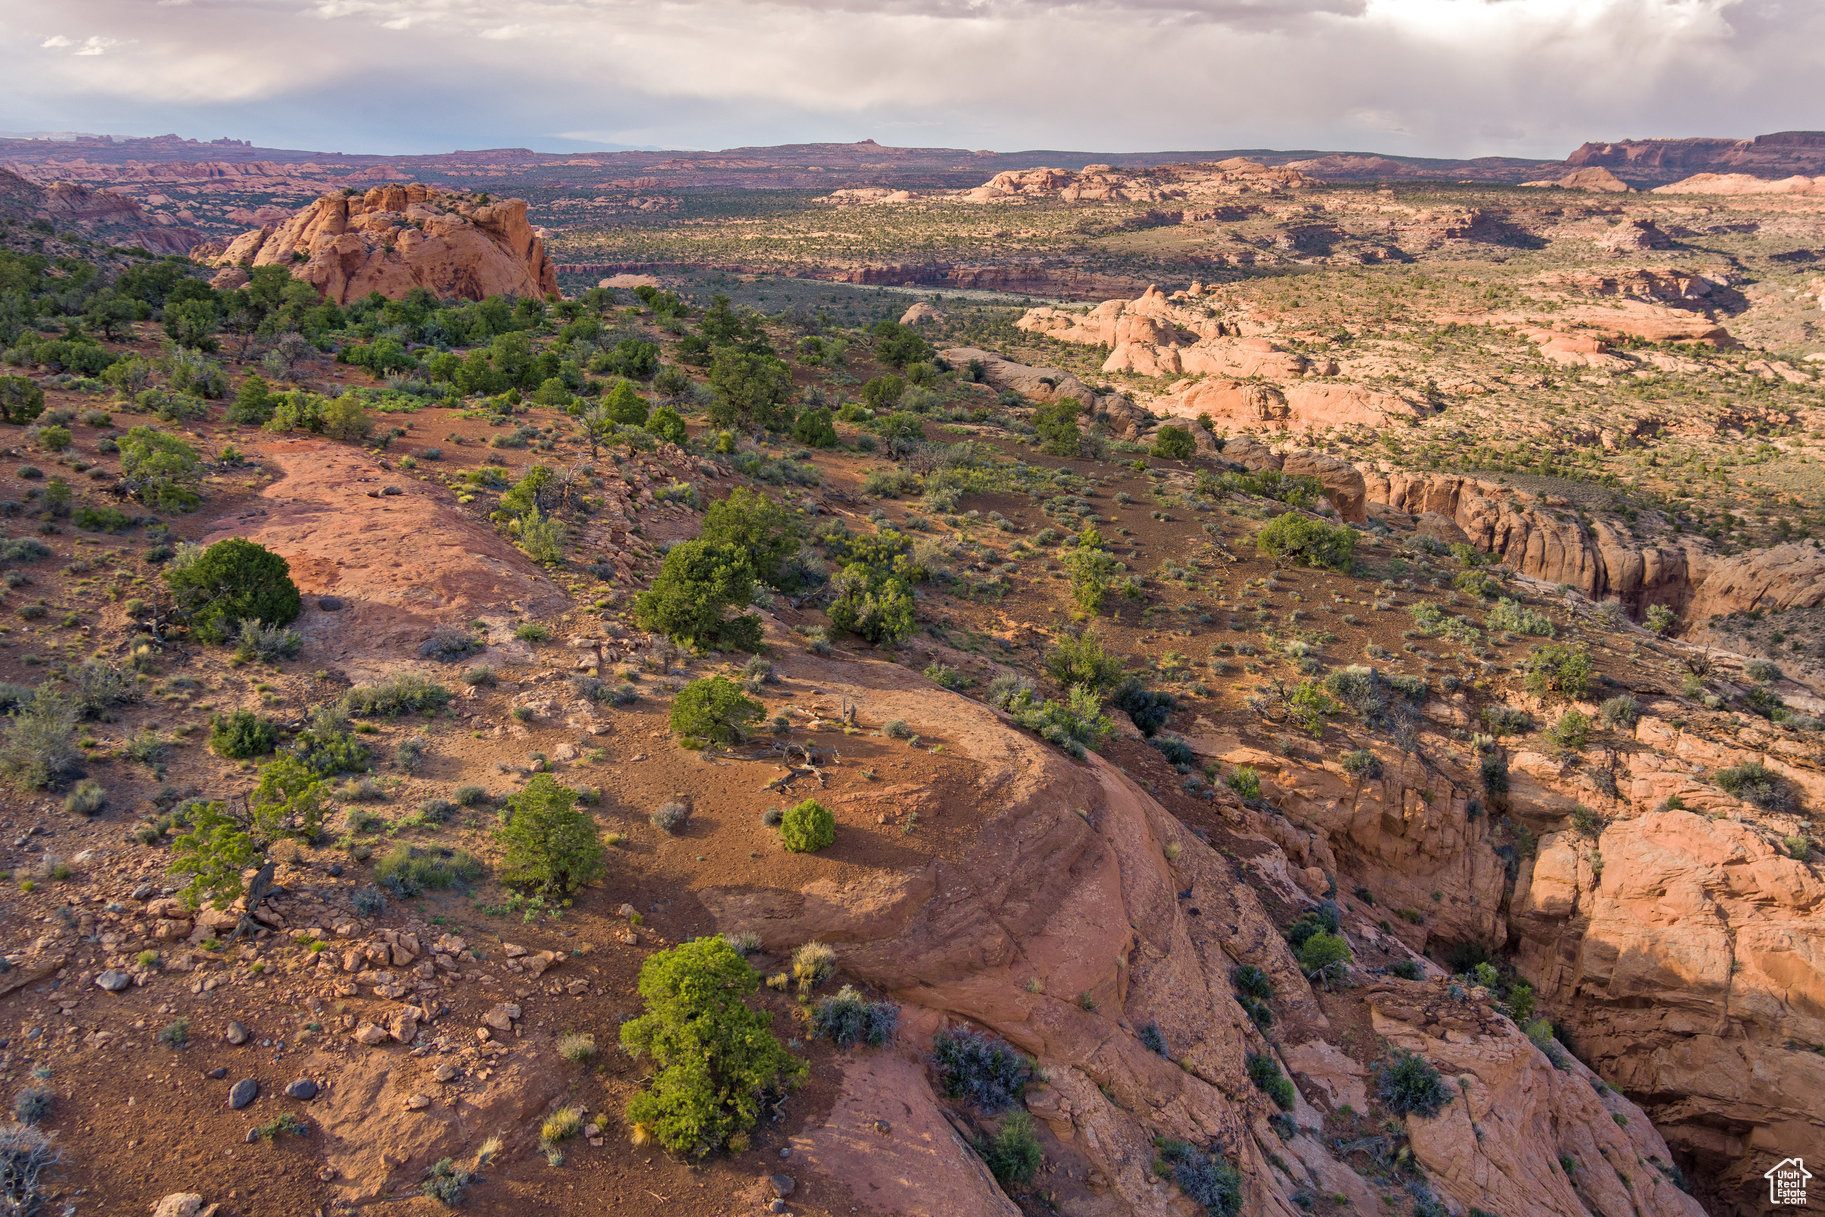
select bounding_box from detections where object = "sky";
[1,0,1821,158]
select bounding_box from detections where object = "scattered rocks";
[205,1067,228,1080]
[354,1023,389,1046]
[404,1093,431,1111]
[483,1003,521,1032]
[151,1196,213,1217]
[227,1079,259,1110]
[95,970,130,993]
[433,1063,459,1083]
[224,1021,250,1046]
[769,1174,797,1198]
[388,1007,421,1043]
[284,1078,318,1101]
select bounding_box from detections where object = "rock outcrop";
[697,655,1686,1217]
[1522,166,1634,192]
[958,158,1318,205]
[940,346,1154,440]
[0,167,200,253]
[1361,468,1825,624]
[210,183,557,304]
[1656,172,1825,196]
[1510,807,1825,1212]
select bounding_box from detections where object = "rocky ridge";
[207,183,558,304]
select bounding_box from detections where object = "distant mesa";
[206,183,557,304]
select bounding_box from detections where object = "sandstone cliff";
[210,182,557,304]
[701,655,1698,1217]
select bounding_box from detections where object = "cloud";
[0,0,1820,156]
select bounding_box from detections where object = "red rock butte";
[206,182,557,304]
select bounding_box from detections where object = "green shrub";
[1487,597,1554,637]
[932,1028,1033,1112]
[1004,684,1114,759]
[210,710,279,758]
[1714,761,1795,812]
[64,778,106,815]
[1044,628,1126,693]
[1246,1051,1296,1110]
[32,425,71,453]
[1227,766,1262,800]
[633,539,762,651]
[698,486,801,589]
[1598,695,1642,729]
[646,405,687,445]
[0,375,46,424]
[812,985,899,1048]
[1480,753,1509,796]
[73,504,132,533]
[1376,1050,1452,1118]
[778,798,835,853]
[1149,425,1195,459]
[1297,930,1351,989]
[343,675,451,717]
[1341,749,1382,779]
[1744,657,1783,683]
[669,676,762,747]
[1256,513,1357,571]
[1063,527,1121,615]
[375,844,483,896]
[493,774,605,895]
[1545,710,1590,751]
[792,407,837,448]
[164,537,301,644]
[1031,397,1082,457]
[291,704,369,776]
[620,936,805,1156]
[1521,644,1594,701]
[118,426,204,510]
[1644,604,1677,636]
[0,699,79,791]
[1481,704,1532,736]
[828,559,915,644]
[1153,1139,1242,1217]
[980,1112,1042,1186]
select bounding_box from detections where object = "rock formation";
[1523,166,1634,192]
[210,183,558,304]
[957,158,1318,205]
[1510,804,1825,1207]
[1654,172,1825,196]
[0,166,200,253]
[940,346,1154,440]
[700,656,1697,1217]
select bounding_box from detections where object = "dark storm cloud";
[1,0,1820,156]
